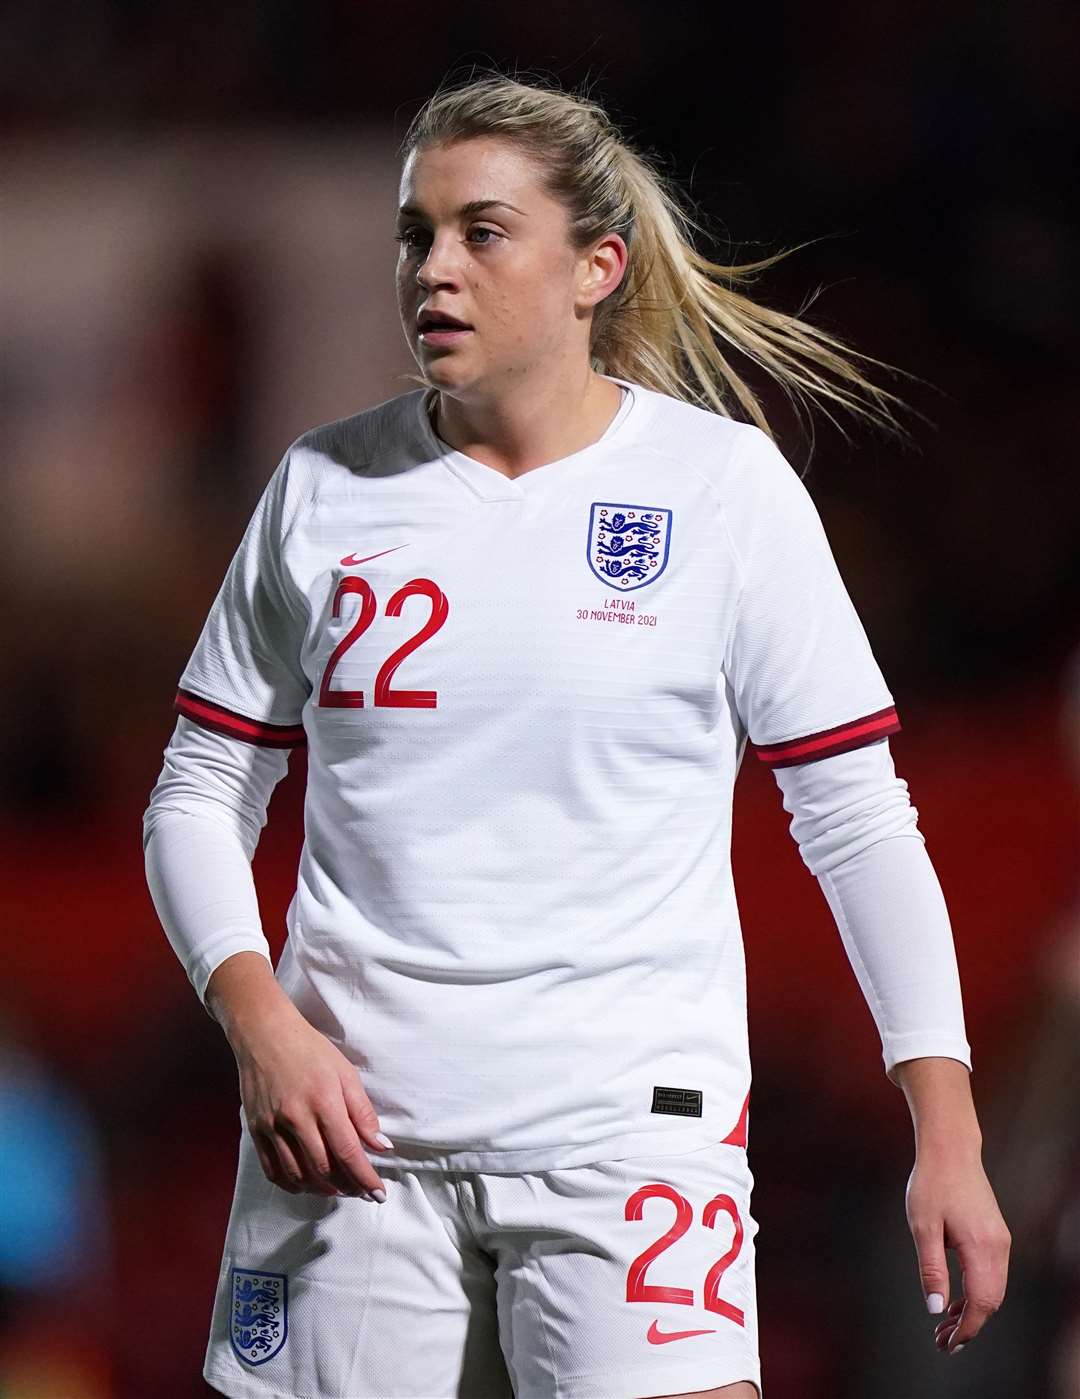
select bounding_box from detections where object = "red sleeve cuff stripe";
[753,705,900,768]
[174,688,306,748]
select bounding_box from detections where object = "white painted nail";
[951,1343,966,1353]
[371,1187,387,1204]
[374,1132,395,1149]
[926,1292,945,1314]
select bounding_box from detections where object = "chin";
[420,354,478,388]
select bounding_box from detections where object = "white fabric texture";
[143,714,287,1012]
[143,374,971,1170]
[144,719,971,1080]
[720,422,901,753]
[771,737,971,1084]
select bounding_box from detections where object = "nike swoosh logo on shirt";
[340,546,410,566]
[647,1320,717,1344]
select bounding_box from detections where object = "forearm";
[142,714,293,1018]
[143,804,300,1043]
[772,740,973,1085]
[817,832,972,1083]
[891,1055,982,1156]
[143,805,277,1015]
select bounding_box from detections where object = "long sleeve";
[142,714,291,1014]
[771,736,972,1085]
[716,425,969,1084]
[145,436,312,1014]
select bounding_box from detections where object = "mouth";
[417,310,473,345]
[419,325,472,342]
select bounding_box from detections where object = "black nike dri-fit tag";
[651,1085,703,1117]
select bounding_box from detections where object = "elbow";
[143,798,261,865]
[775,738,926,878]
[802,797,924,878]
[142,713,282,858]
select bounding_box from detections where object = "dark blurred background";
[2,3,1078,1396]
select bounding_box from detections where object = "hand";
[905,1142,1011,1354]
[230,1002,393,1201]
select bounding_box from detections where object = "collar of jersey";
[417,374,638,503]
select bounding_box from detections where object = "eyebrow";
[396,198,527,222]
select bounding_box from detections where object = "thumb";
[917,1228,950,1314]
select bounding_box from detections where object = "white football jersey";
[171,374,907,1171]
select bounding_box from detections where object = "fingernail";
[371,1187,387,1204]
[926,1293,945,1314]
[951,1343,966,1354]
[373,1132,395,1150]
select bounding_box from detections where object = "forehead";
[398,137,544,209]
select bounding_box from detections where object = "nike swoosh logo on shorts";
[647,1320,717,1344]
[340,545,410,566]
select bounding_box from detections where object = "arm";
[772,735,974,1088]
[142,713,292,1017]
[142,713,393,1198]
[718,423,1008,1349]
[772,738,1009,1354]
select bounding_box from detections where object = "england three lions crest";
[230,1267,287,1365]
[587,503,672,592]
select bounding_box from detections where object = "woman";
[143,69,1010,1399]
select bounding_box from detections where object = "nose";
[414,232,462,290]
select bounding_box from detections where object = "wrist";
[915,1124,983,1160]
[224,992,303,1057]
[892,1055,982,1157]
[205,950,299,1049]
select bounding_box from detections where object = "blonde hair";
[397,66,930,455]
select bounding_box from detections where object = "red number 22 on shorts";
[626,1182,745,1327]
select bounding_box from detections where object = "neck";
[429,371,624,481]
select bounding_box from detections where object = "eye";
[393,226,502,250]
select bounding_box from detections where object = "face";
[394,136,626,400]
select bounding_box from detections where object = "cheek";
[486,266,566,340]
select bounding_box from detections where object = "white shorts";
[203,1118,763,1399]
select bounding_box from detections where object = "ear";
[578,232,629,311]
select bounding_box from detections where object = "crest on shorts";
[229,1266,288,1365]
[586,503,672,592]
